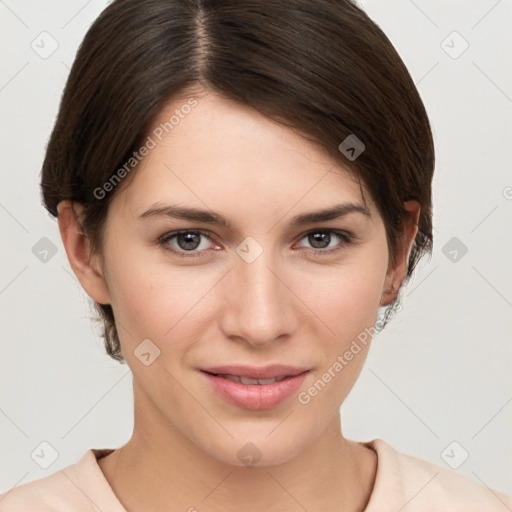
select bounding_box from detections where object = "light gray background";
[1,0,511,500]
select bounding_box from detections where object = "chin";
[200,430,310,468]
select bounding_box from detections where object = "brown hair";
[41,0,435,363]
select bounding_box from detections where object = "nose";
[219,249,297,348]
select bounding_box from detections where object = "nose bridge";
[221,245,293,346]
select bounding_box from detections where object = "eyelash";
[157,229,354,259]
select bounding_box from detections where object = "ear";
[56,200,111,305]
[380,200,421,306]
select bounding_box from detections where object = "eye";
[295,229,353,255]
[157,228,354,259]
[158,230,217,258]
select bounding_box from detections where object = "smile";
[201,370,310,410]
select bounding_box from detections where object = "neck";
[98,387,377,512]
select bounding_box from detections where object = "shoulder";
[397,446,512,511]
[0,468,84,511]
[365,438,512,511]
[0,449,120,512]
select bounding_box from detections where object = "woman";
[1,0,510,510]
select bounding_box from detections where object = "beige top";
[0,439,510,511]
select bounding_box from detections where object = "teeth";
[218,374,288,385]
[257,377,279,385]
[240,376,260,385]
[224,375,242,383]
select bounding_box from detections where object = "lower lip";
[201,371,310,410]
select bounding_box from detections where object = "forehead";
[112,91,376,221]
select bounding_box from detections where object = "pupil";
[310,232,330,249]
[179,232,200,250]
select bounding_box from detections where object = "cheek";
[294,260,387,413]
[295,255,387,338]
[103,231,388,358]
[103,245,221,347]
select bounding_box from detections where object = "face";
[80,91,402,467]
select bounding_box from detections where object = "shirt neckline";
[81,439,401,511]
[62,448,127,512]
[360,439,403,510]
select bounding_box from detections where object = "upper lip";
[201,364,310,380]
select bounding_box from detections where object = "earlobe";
[56,200,111,305]
[380,200,421,306]
[380,279,398,307]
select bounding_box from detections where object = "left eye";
[296,230,351,252]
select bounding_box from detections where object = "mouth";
[200,364,310,380]
[200,365,311,410]
[202,372,292,385]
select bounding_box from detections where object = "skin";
[57,90,419,512]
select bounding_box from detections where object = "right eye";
[158,230,219,258]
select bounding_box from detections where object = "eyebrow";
[138,202,370,228]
